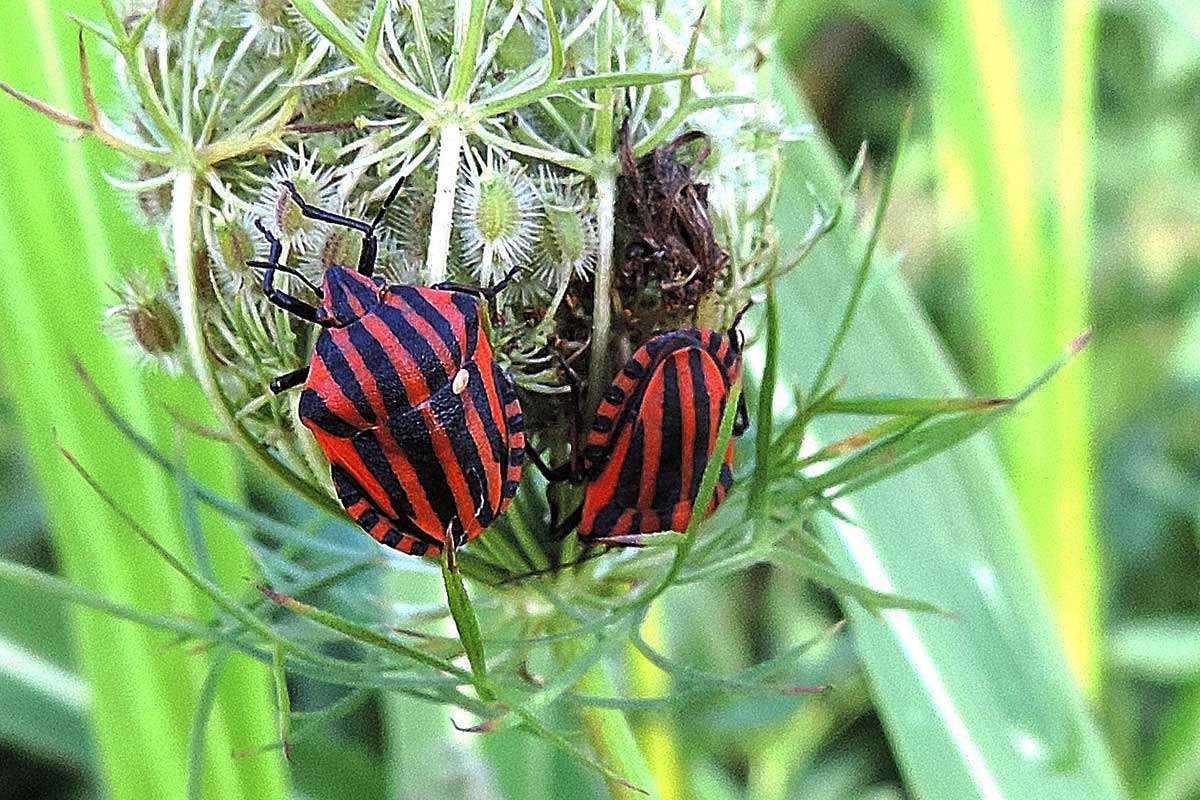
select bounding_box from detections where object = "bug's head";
[317,265,382,327]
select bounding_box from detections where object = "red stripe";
[389,291,458,378]
[308,350,372,429]
[331,323,443,535]
[636,364,664,511]
[580,421,634,536]
[674,351,697,532]
[360,309,481,536]
[459,354,502,525]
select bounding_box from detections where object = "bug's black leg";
[250,221,323,324]
[730,299,753,353]
[553,505,583,541]
[525,351,588,484]
[558,354,587,480]
[733,391,750,437]
[432,264,525,301]
[526,447,575,482]
[281,180,384,278]
[270,367,310,394]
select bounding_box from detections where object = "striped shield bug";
[532,322,748,542]
[249,182,525,557]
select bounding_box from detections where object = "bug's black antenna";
[369,175,406,232]
[246,220,324,295]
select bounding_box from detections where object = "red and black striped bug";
[249,182,525,556]
[532,322,748,541]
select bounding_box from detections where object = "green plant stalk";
[934,0,1099,690]
[427,123,465,284]
[587,0,617,414]
[0,3,284,799]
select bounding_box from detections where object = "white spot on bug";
[452,368,470,395]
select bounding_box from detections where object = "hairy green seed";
[540,205,590,269]
[476,177,524,244]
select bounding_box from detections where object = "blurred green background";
[0,0,1198,799]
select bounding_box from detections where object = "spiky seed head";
[207,213,263,291]
[129,297,180,355]
[385,172,438,265]
[193,247,218,306]
[532,168,597,284]
[538,204,597,282]
[134,163,172,224]
[106,275,183,372]
[156,0,190,30]
[314,223,363,273]
[255,148,337,254]
[457,154,538,280]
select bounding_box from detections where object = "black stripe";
[613,419,648,520]
[427,379,493,527]
[331,460,440,550]
[376,303,452,391]
[324,275,350,320]
[473,363,508,474]
[719,463,734,491]
[651,352,684,513]
[690,350,714,505]
[357,508,380,531]
[299,389,362,439]
[607,336,693,460]
[346,323,410,407]
[451,292,480,361]
[349,430,418,523]
[394,286,463,365]
[330,464,362,504]
[347,323,460,529]
[316,335,378,425]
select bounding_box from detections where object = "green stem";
[427,123,464,284]
[749,283,779,506]
[587,1,617,413]
[588,172,616,414]
[448,0,488,101]
[289,0,438,116]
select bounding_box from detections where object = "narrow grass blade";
[765,64,1124,800]
[934,0,1099,689]
[0,5,283,798]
